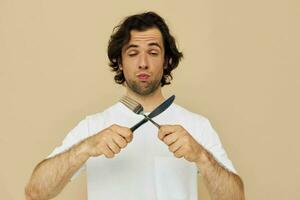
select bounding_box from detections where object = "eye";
[128,53,137,57]
[127,50,138,57]
[149,50,159,56]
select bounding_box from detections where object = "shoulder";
[82,102,125,133]
[171,104,209,126]
[85,102,122,123]
[163,103,213,140]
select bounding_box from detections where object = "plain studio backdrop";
[0,0,299,199]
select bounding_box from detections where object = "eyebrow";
[148,42,162,49]
[124,42,162,51]
[124,44,139,51]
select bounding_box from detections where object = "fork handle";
[130,118,148,132]
[130,116,160,132]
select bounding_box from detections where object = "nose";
[138,53,149,70]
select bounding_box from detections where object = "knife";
[130,95,175,132]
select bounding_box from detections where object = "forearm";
[197,150,245,200]
[25,141,90,200]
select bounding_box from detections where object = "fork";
[120,96,160,128]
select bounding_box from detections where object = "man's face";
[121,28,165,96]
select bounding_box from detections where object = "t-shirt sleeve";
[47,117,90,181]
[197,119,237,174]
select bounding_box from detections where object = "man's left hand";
[158,125,205,163]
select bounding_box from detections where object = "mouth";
[136,73,150,81]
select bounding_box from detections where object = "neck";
[125,87,165,112]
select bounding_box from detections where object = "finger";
[169,140,183,153]
[125,134,133,143]
[158,125,175,140]
[159,124,182,132]
[163,133,178,145]
[107,140,121,154]
[173,146,185,158]
[101,145,115,158]
[112,134,127,148]
[110,124,133,139]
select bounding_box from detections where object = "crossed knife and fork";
[120,95,175,132]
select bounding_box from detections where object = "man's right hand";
[83,124,133,158]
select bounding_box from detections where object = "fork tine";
[120,96,143,114]
[123,96,138,106]
[120,95,161,129]
[121,97,138,109]
[123,96,140,107]
[120,97,132,107]
[120,98,135,110]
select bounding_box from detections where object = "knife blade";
[130,95,175,132]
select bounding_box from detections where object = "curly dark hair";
[107,11,183,87]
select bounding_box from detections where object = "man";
[25,12,244,200]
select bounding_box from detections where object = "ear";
[118,59,123,70]
[168,58,172,66]
[164,58,171,69]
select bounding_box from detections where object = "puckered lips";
[136,72,150,81]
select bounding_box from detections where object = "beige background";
[1,0,299,199]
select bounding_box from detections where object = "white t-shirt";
[48,102,236,200]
